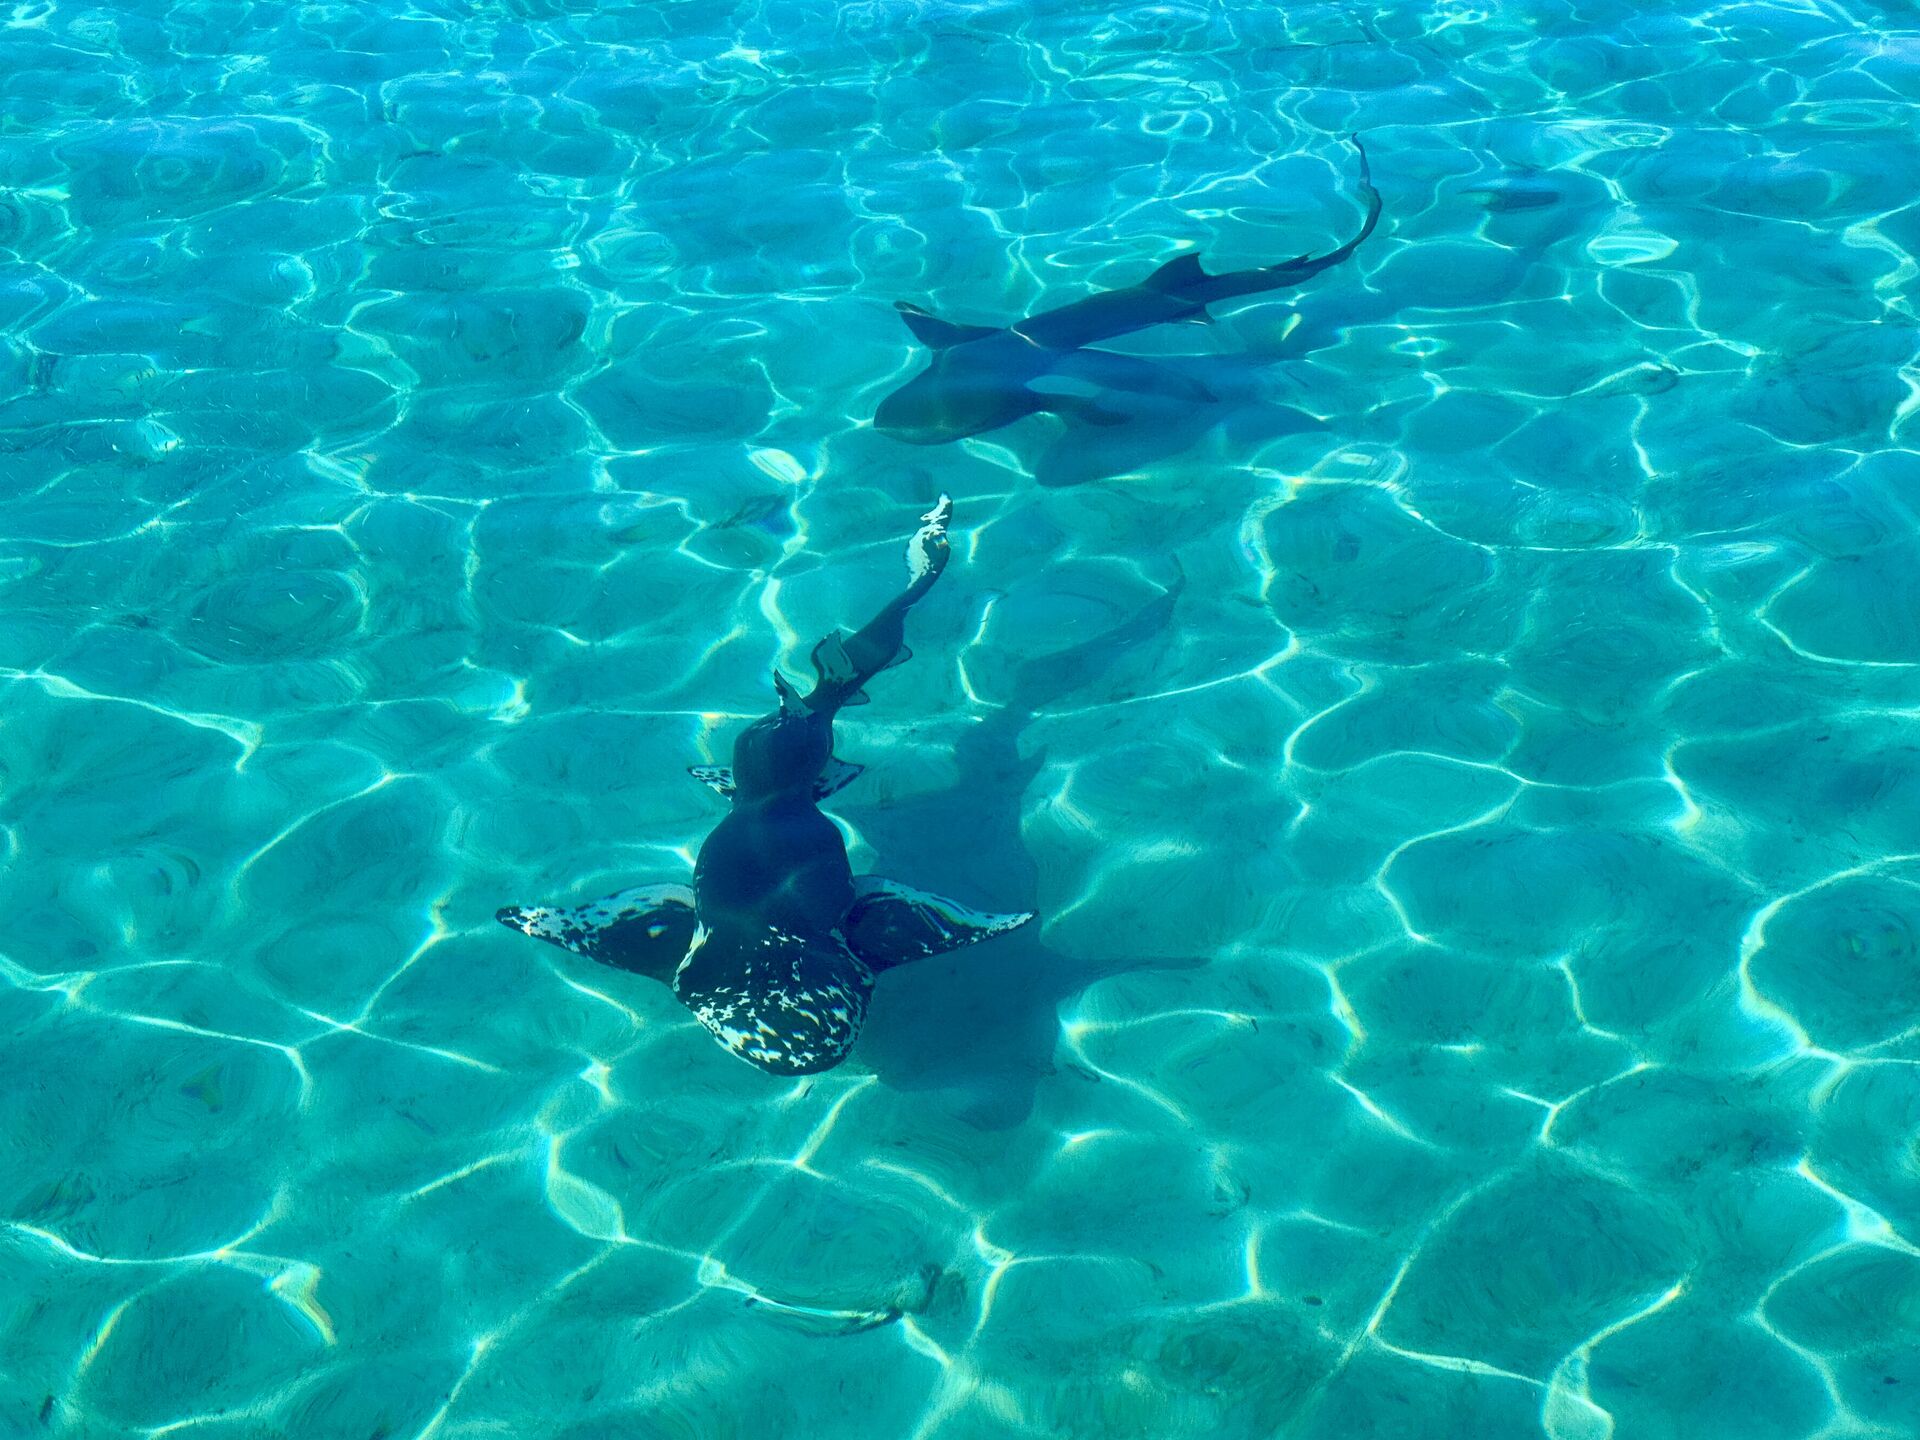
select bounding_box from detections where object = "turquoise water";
[4,0,1920,1433]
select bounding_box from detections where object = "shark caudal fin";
[1143,136,1382,302]
[1262,134,1381,279]
[804,497,953,714]
[905,494,953,594]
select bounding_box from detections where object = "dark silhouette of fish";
[498,498,1033,1075]
[874,138,1382,446]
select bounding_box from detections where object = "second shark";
[874,137,1382,446]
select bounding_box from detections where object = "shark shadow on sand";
[1020,350,1333,489]
[844,566,1203,1130]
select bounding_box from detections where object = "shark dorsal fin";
[1144,252,1209,291]
[773,669,806,714]
[894,302,998,349]
[811,630,856,688]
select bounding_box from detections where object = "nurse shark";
[498,497,1033,1075]
[874,138,1381,446]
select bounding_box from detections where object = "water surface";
[3,1,1920,1436]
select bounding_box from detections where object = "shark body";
[498,499,1033,1076]
[874,140,1382,446]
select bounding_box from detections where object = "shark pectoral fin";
[1029,386,1129,427]
[894,301,1001,349]
[689,765,736,796]
[1145,251,1209,291]
[844,876,1034,971]
[497,882,696,984]
[1057,349,1218,404]
[815,757,865,799]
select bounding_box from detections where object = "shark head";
[874,302,1045,445]
[874,349,1044,445]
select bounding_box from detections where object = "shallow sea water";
[4,0,1920,1435]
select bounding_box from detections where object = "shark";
[497,497,1035,1076]
[873,138,1381,447]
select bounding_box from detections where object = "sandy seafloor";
[4,0,1920,1435]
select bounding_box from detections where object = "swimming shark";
[498,498,1034,1076]
[874,138,1382,446]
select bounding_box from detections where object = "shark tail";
[805,497,953,713]
[1268,134,1381,279]
[1147,136,1382,309]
